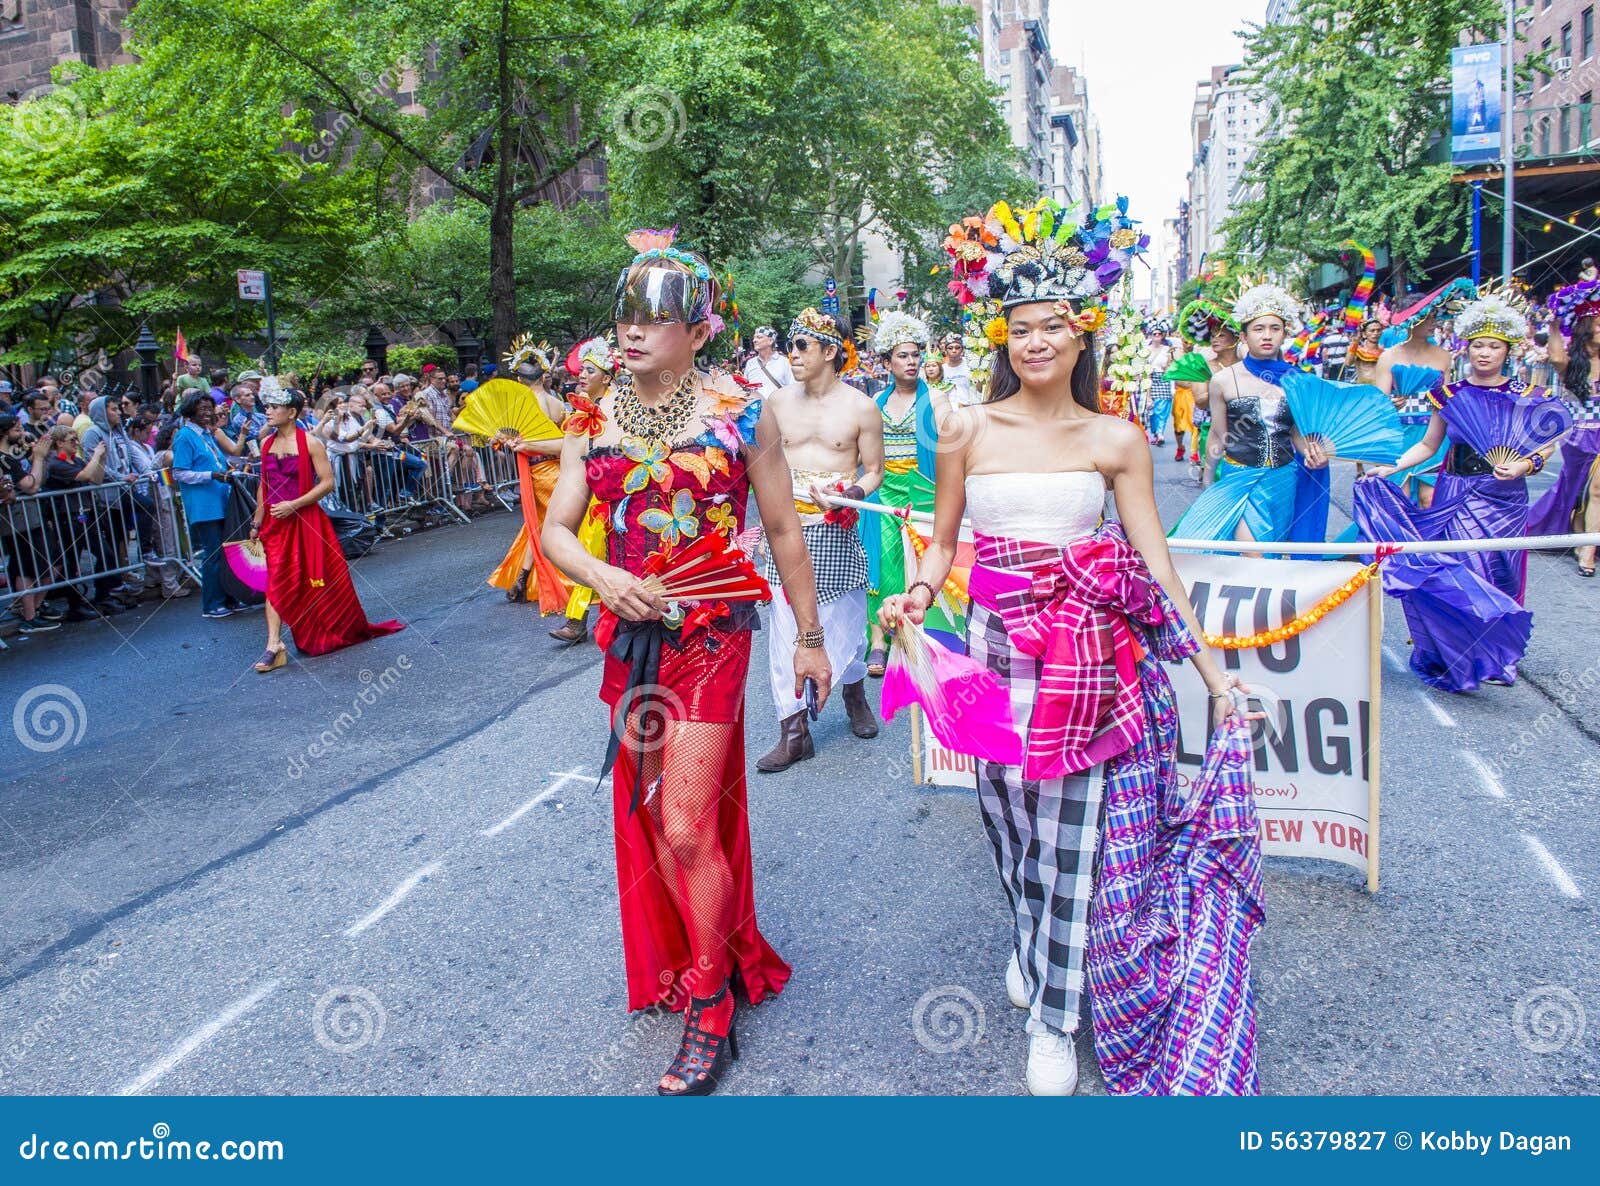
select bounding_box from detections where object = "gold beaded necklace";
[613,370,699,447]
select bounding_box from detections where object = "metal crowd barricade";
[473,439,522,511]
[324,438,469,525]
[0,472,198,614]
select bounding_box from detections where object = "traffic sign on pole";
[237,269,267,301]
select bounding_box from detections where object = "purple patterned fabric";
[1088,695,1265,1096]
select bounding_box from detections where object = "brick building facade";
[0,0,134,100]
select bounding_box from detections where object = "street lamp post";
[454,330,479,376]
[1502,0,1516,284]
[134,322,160,401]
[363,325,388,374]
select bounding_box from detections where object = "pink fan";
[223,539,269,593]
[881,623,1022,765]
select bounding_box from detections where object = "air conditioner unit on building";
[1553,55,1574,73]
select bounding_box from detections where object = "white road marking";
[1382,645,1405,672]
[122,980,280,1095]
[1462,751,1507,799]
[481,769,590,837]
[1522,834,1582,899]
[1420,695,1457,729]
[345,862,442,937]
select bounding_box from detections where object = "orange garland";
[1202,560,1380,650]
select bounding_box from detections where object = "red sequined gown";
[586,439,790,1012]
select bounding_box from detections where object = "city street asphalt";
[0,445,1594,1095]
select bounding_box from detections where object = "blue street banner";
[1452,43,1503,165]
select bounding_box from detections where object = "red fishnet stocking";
[638,720,739,1003]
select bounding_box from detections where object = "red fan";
[640,533,771,601]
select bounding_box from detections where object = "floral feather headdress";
[1232,283,1302,332]
[871,310,929,354]
[1456,281,1530,343]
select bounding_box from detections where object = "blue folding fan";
[1280,371,1407,464]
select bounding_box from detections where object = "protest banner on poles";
[905,549,1383,889]
[1169,552,1381,891]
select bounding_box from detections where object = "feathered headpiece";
[565,335,620,376]
[1233,283,1302,331]
[258,374,294,406]
[1178,297,1240,345]
[1394,278,1477,331]
[613,227,716,326]
[1547,277,1600,336]
[791,307,859,373]
[871,310,929,354]
[1456,282,1530,343]
[504,333,554,374]
[944,196,1147,320]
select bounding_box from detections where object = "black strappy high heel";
[657,979,739,1097]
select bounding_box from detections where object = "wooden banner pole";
[910,703,924,786]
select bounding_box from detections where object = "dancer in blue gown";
[1171,283,1331,550]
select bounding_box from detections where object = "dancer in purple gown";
[1356,292,1569,693]
[1529,281,1600,575]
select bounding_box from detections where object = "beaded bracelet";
[907,580,938,608]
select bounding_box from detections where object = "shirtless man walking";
[757,307,886,772]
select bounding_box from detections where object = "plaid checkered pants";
[968,600,1105,1037]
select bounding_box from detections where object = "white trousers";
[767,590,867,719]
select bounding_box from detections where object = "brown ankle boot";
[756,711,814,773]
[842,680,879,739]
[548,615,587,644]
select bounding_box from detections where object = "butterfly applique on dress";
[638,489,700,547]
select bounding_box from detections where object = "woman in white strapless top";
[879,282,1246,1096]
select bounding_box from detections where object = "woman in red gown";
[250,385,403,671]
[543,231,831,1095]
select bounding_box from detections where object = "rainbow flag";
[173,328,191,364]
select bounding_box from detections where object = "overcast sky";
[1048,0,1265,225]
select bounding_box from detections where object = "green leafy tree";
[0,63,366,371]
[1223,0,1511,291]
[129,0,629,354]
[611,0,1016,322]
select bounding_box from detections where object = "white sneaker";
[1005,952,1029,1010]
[1026,1029,1079,1096]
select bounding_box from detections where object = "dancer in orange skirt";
[484,339,573,612]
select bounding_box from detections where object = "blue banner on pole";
[821,275,840,317]
[1451,44,1503,166]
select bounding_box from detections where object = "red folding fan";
[640,533,771,601]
